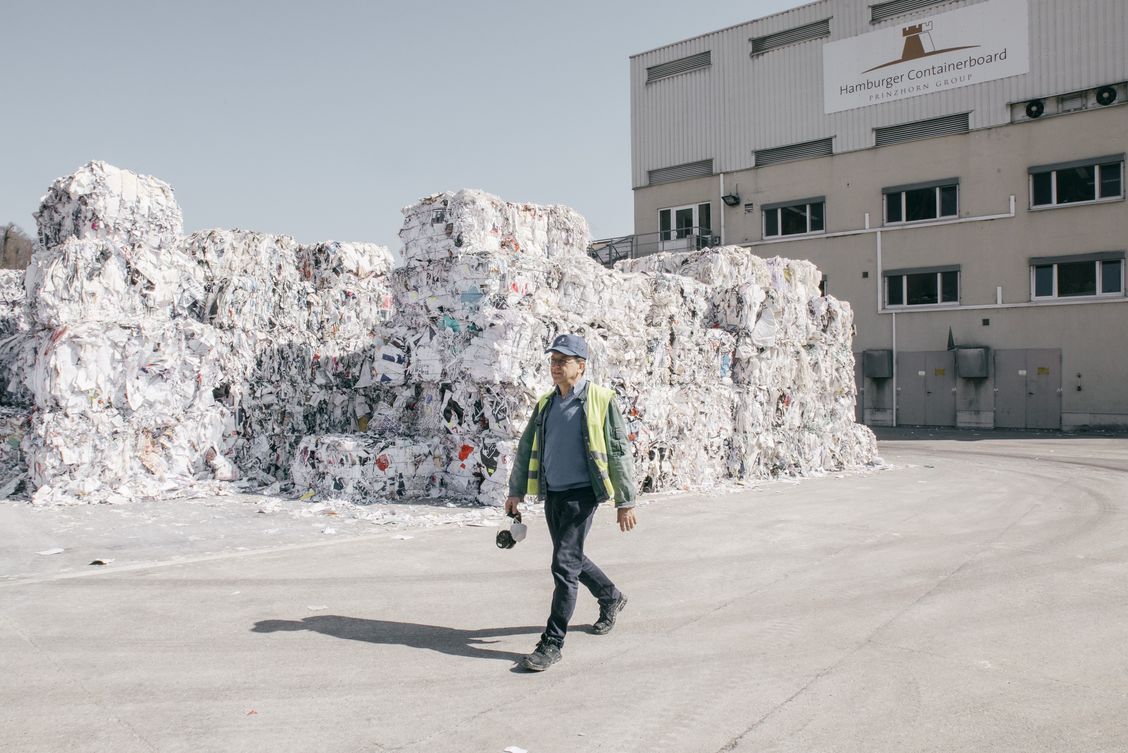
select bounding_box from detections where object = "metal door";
[993,349,1062,429]
[924,351,957,426]
[895,351,927,425]
[1025,349,1062,429]
[993,350,1026,428]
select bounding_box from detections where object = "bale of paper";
[10,164,875,505]
[292,189,877,504]
[19,162,396,503]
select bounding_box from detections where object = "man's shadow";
[251,616,541,663]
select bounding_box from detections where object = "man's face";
[549,352,585,390]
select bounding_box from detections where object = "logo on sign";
[839,19,1010,101]
[864,21,980,73]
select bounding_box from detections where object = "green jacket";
[508,382,637,508]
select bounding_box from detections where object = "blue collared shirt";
[542,377,591,491]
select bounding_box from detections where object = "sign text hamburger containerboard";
[822,0,1030,114]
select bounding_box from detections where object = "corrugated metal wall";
[630,0,1128,188]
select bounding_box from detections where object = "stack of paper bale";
[180,229,396,483]
[15,163,873,505]
[17,162,399,503]
[617,248,876,483]
[0,270,26,340]
[293,190,587,503]
[0,270,32,493]
[22,162,237,504]
[291,189,877,505]
[0,269,32,408]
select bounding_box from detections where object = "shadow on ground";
[251,616,541,662]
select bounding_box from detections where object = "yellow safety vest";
[526,383,616,500]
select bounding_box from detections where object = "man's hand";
[617,507,636,532]
[505,496,522,517]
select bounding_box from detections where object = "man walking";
[506,333,637,672]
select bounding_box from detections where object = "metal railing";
[588,227,719,267]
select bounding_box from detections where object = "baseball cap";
[545,333,589,360]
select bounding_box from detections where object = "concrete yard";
[2,430,1126,753]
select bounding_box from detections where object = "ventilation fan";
[1096,86,1118,106]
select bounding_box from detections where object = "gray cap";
[545,333,588,360]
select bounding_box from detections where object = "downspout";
[876,228,897,427]
[891,311,898,427]
[718,173,725,246]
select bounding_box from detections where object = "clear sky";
[2,0,805,250]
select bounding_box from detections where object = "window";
[1030,253,1124,299]
[884,179,958,224]
[763,197,824,238]
[1029,156,1123,207]
[884,267,959,307]
[659,203,712,251]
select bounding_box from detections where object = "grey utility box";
[863,350,893,379]
[956,347,989,378]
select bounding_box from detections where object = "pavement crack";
[869,640,1122,698]
[0,609,161,752]
[714,501,1042,753]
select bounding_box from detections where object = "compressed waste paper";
[0,269,32,408]
[0,406,28,494]
[10,163,875,505]
[291,189,877,504]
[0,270,26,339]
[17,162,396,504]
[34,160,182,252]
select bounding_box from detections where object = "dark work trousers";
[542,486,621,646]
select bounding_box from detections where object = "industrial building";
[620,0,1127,430]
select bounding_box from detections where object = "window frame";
[761,196,826,239]
[1028,155,1124,210]
[883,265,961,308]
[1029,252,1125,300]
[657,202,714,254]
[882,178,959,225]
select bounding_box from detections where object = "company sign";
[823,0,1030,113]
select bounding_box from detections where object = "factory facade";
[626,0,1128,429]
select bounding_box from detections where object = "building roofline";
[628,0,824,60]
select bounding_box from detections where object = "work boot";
[592,594,628,635]
[520,640,562,671]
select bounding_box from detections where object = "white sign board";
[823,0,1030,114]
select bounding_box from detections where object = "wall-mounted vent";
[875,113,969,147]
[750,19,831,55]
[955,348,989,379]
[871,0,947,24]
[1059,92,1087,113]
[648,159,714,186]
[754,137,834,167]
[863,350,893,379]
[646,51,711,83]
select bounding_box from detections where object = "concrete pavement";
[2,431,1127,753]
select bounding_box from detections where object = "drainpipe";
[876,228,898,427]
[891,311,898,427]
[718,173,725,246]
